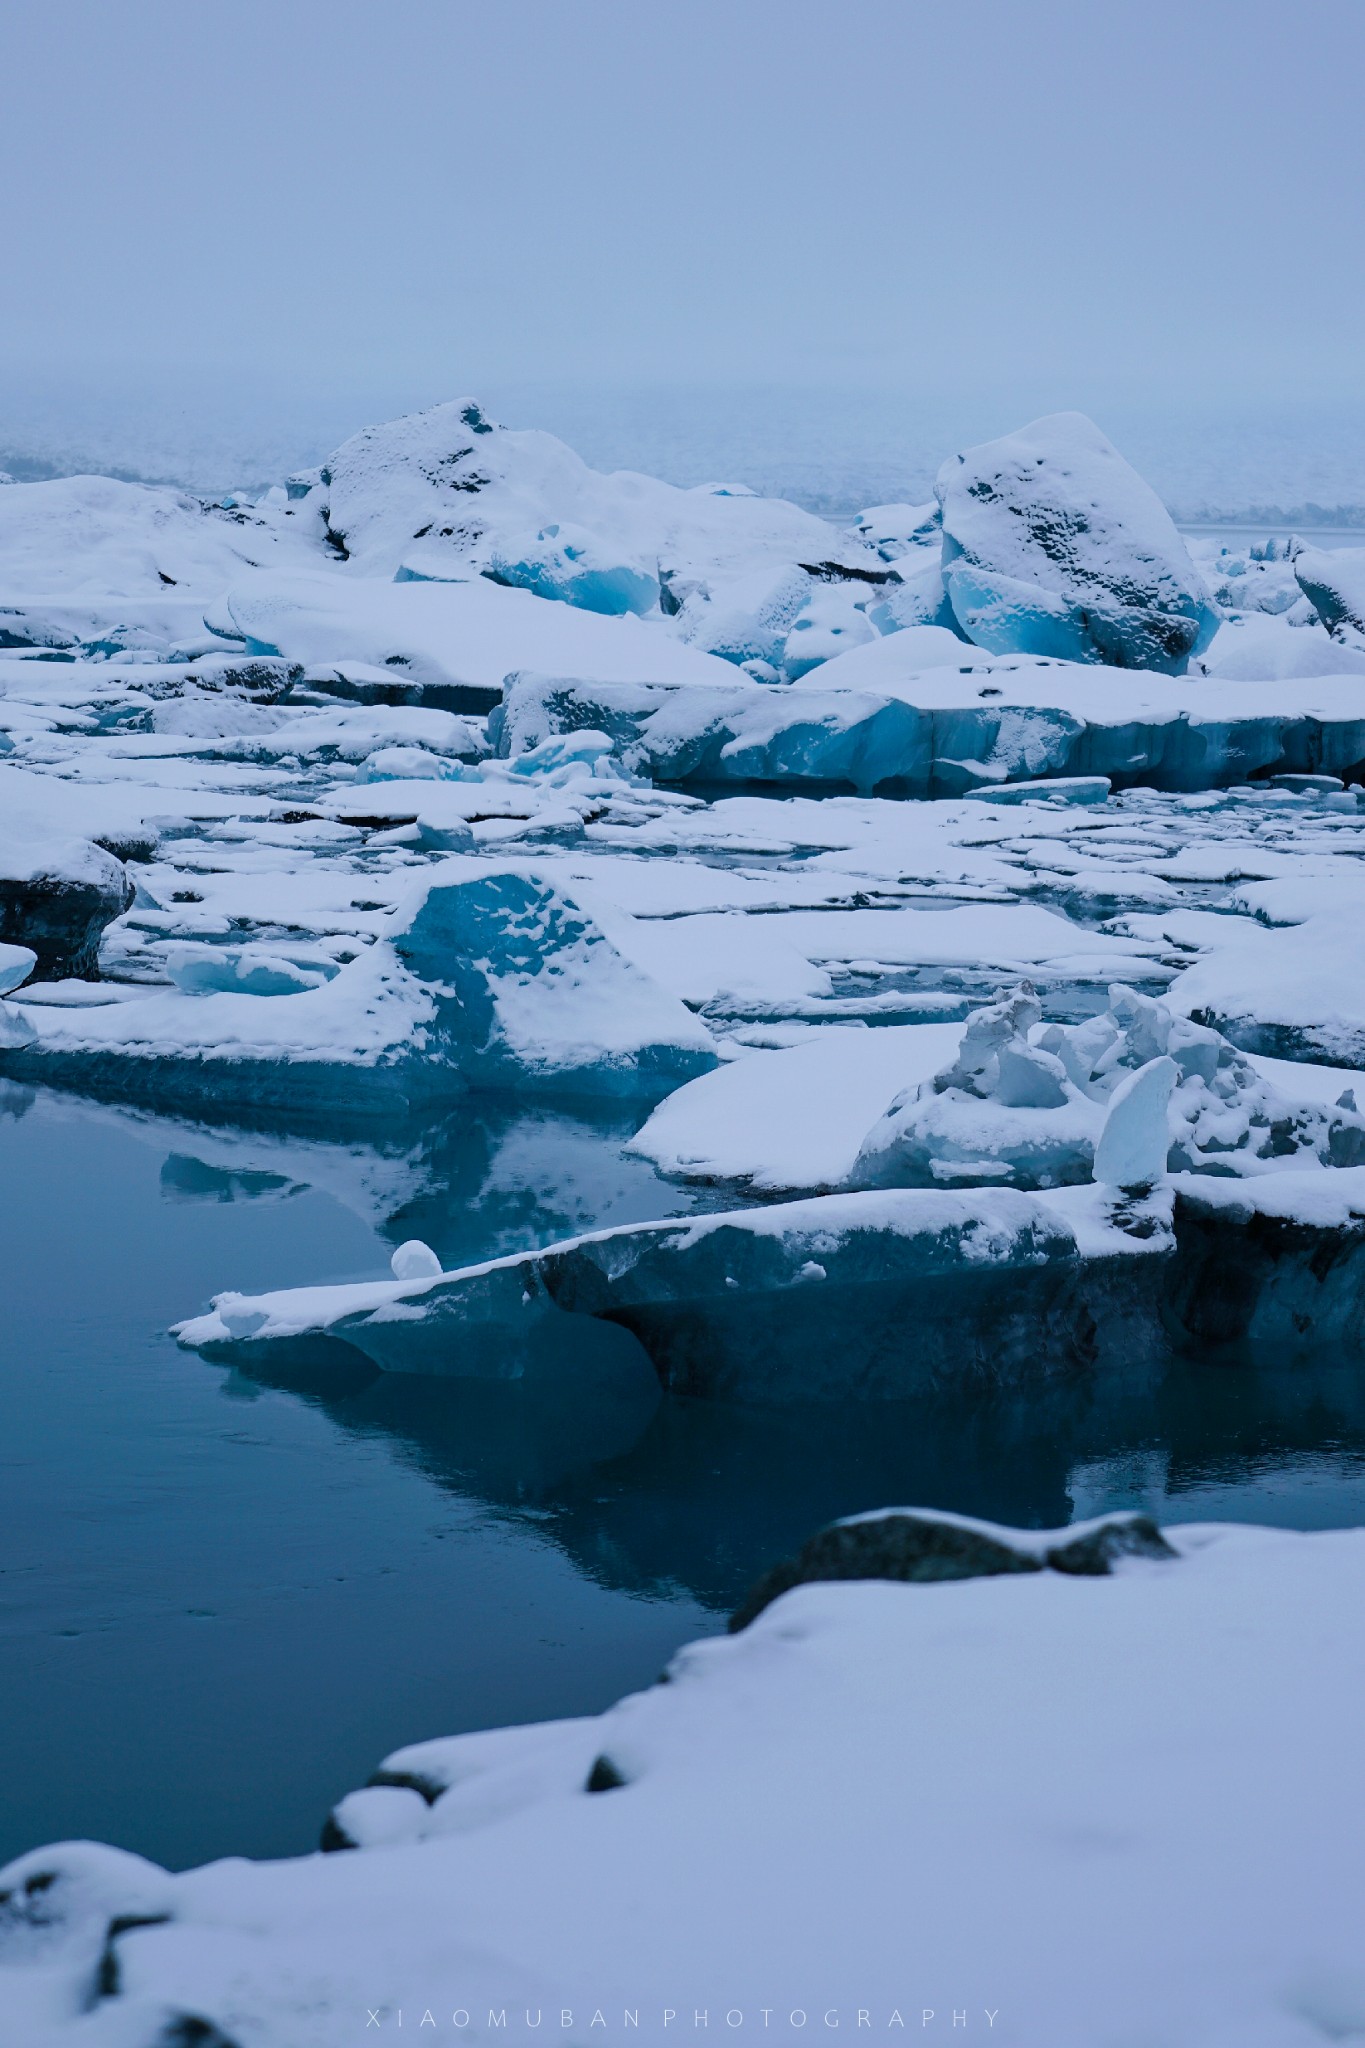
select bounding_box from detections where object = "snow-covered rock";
[731,1503,1174,1628]
[6,1520,1365,2048]
[936,412,1217,673]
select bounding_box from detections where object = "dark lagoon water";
[3,1079,1365,1873]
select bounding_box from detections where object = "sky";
[3,0,1364,494]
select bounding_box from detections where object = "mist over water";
[5,371,1365,525]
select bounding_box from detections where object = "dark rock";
[584,1754,629,1792]
[729,1506,1174,1631]
[94,1911,172,1997]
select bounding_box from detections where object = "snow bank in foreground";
[3,1518,1363,2046]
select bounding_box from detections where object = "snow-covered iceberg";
[492,660,1365,797]
[0,867,716,1113]
[1169,911,1365,1068]
[0,831,133,977]
[175,1179,1180,1402]
[936,412,1218,673]
[316,397,876,592]
[1294,542,1365,638]
[852,984,1363,1192]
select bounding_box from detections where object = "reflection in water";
[228,1340,1365,1613]
[2,1079,1364,1870]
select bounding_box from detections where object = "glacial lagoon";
[5,1075,1363,1872]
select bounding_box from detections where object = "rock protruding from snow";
[5,1522,1364,2048]
[730,1506,1175,1629]
[936,412,1216,673]
[0,833,134,978]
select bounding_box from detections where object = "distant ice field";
[4,373,1365,525]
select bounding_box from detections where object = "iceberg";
[863,550,961,634]
[483,521,660,617]
[675,563,812,670]
[223,568,740,707]
[780,581,879,678]
[1169,910,1365,1068]
[936,412,1218,672]
[0,941,36,996]
[1293,543,1365,638]
[492,660,1365,798]
[852,499,941,558]
[316,397,876,589]
[0,832,133,978]
[0,867,716,1112]
[628,1023,966,1193]
[1092,1054,1177,1192]
[174,1181,1176,1403]
[851,984,1363,1193]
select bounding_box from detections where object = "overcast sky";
[4,0,1363,420]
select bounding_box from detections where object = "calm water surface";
[3,1081,1364,1871]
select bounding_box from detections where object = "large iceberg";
[173,1176,1189,1404]
[223,569,742,707]
[1169,910,1365,1068]
[316,397,876,593]
[936,413,1217,672]
[491,661,1365,797]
